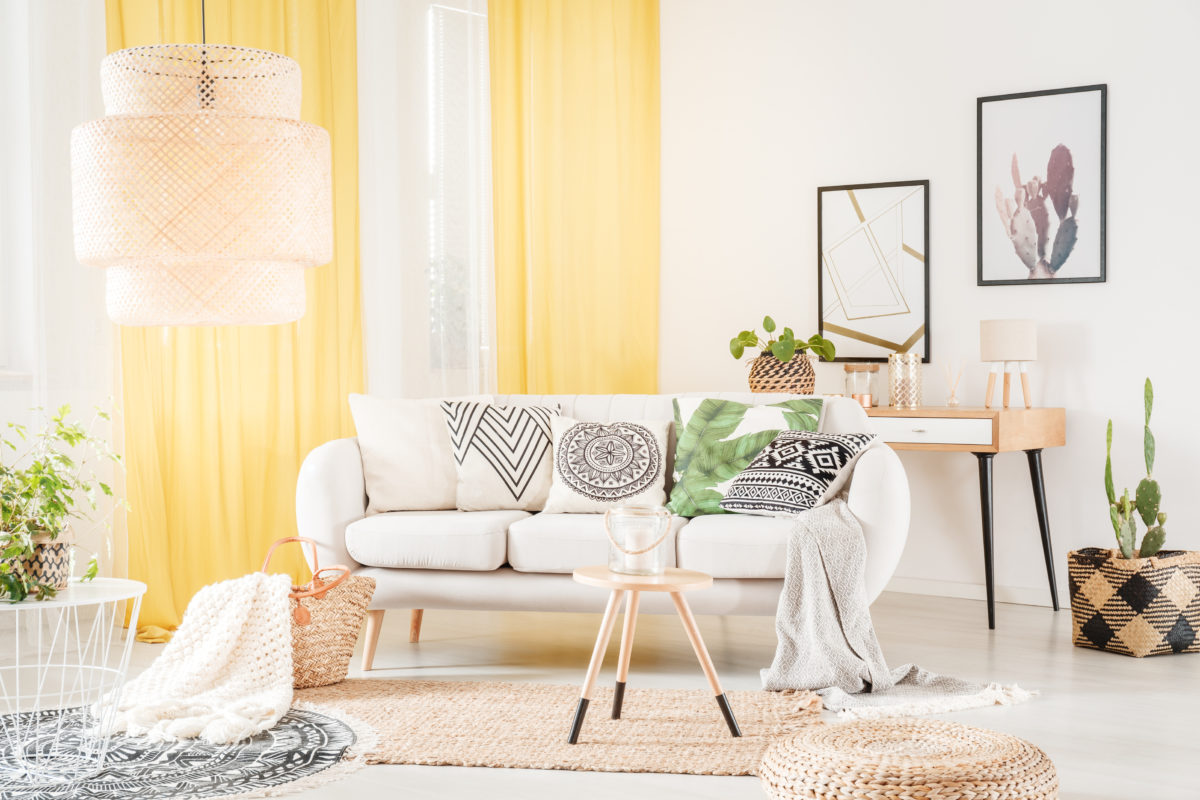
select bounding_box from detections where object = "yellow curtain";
[489,0,660,394]
[105,0,363,637]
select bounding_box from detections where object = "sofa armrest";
[846,444,911,603]
[296,437,367,571]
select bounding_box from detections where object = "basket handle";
[262,536,353,599]
[262,536,321,575]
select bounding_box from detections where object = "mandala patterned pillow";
[719,431,877,517]
[442,401,559,511]
[667,397,823,517]
[544,417,669,513]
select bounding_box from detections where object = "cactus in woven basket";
[1106,378,1166,558]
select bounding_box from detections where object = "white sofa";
[297,393,910,666]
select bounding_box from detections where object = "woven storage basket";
[1068,547,1200,657]
[748,352,816,393]
[23,541,75,592]
[759,718,1058,800]
[263,537,377,688]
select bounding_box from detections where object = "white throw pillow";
[441,401,559,511]
[349,394,492,513]
[544,417,670,513]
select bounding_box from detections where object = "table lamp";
[980,319,1037,409]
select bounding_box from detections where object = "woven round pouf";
[759,718,1058,800]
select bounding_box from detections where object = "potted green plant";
[1068,379,1200,657]
[1,406,123,601]
[729,316,836,394]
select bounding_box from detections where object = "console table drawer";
[870,416,993,446]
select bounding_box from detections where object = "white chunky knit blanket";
[762,499,1033,718]
[113,571,294,744]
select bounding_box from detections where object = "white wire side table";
[0,577,145,788]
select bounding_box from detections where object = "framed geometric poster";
[818,180,929,363]
[978,84,1106,285]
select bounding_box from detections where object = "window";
[427,0,494,386]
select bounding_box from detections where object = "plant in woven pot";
[730,317,836,394]
[1068,378,1200,657]
[1,406,124,601]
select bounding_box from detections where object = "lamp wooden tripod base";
[985,361,1033,409]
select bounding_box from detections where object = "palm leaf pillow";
[667,397,823,516]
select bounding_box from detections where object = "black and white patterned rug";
[0,708,356,800]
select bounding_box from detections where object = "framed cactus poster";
[978,84,1107,285]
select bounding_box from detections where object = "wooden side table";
[567,565,742,744]
[864,406,1066,629]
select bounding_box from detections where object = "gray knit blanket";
[761,499,1032,719]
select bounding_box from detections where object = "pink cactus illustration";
[994,144,1078,279]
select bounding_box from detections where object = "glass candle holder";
[844,364,880,409]
[605,506,671,576]
[888,353,922,409]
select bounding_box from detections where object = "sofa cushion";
[348,393,491,513]
[720,432,878,517]
[346,510,529,571]
[442,401,559,511]
[508,513,685,574]
[668,397,823,517]
[674,514,795,578]
[544,417,670,513]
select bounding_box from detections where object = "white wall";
[660,0,1200,605]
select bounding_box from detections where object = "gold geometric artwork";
[819,182,929,360]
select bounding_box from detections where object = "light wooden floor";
[130,592,1199,799]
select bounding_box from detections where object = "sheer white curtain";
[0,1,118,578]
[358,0,496,398]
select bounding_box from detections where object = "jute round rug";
[296,679,821,776]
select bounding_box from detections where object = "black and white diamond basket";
[1068,547,1200,658]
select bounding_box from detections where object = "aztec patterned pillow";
[441,401,559,511]
[719,431,877,517]
[667,397,823,517]
[544,417,669,513]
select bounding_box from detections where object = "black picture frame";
[817,179,930,363]
[977,84,1107,285]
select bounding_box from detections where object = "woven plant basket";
[1068,547,1200,657]
[24,540,75,592]
[263,537,377,688]
[748,351,816,394]
[759,718,1058,800]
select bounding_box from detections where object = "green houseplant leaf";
[762,316,776,333]
[1140,526,1166,558]
[769,337,796,362]
[1104,420,1115,506]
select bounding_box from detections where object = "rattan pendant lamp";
[70,3,332,325]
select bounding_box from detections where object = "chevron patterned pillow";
[442,401,560,511]
[719,431,877,518]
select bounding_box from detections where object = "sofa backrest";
[493,393,871,485]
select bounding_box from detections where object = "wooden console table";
[864,406,1066,629]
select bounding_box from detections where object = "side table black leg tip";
[715,693,742,738]
[567,697,589,744]
[611,681,626,719]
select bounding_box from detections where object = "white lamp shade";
[70,45,333,326]
[980,319,1037,362]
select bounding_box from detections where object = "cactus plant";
[1105,378,1167,558]
[994,145,1080,279]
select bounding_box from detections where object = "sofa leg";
[362,610,385,672]
[410,609,424,643]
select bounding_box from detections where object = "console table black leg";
[1026,448,1060,611]
[975,453,996,630]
